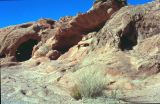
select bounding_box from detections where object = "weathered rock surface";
[0,19,55,63]
[0,0,123,63]
[1,0,160,104]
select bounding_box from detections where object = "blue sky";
[0,0,153,28]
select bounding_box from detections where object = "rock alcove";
[15,39,39,62]
[119,22,138,51]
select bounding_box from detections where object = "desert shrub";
[71,68,108,99]
[70,85,82,100]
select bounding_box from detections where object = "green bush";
[71,68,108,99]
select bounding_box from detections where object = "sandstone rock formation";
[0,19,55,63]
[1,0,160,104]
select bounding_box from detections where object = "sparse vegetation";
[70,68,108,99]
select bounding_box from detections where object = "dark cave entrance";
[119,22,138,51]
[0,53,6,58]
[119,35,137,51]
[16,39,39,62]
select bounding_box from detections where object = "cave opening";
[16,39,39,62]
[119,35,137,51]
[0,53,6,58]
[119,23,138,51]
[56,46,70,54]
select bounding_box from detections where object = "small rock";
[46,50,61,60]
[124,83,134,90]
[107,8,113,14]
[26,90,33,96]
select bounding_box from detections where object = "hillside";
[1,0,160,103]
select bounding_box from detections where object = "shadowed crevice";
[119,22,138,51]
[15,39,39,62]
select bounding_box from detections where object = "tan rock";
[25,90,33,96]
[124,82,135,90]
[46,50,60,60]
[45,64,59,73]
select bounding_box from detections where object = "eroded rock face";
[1,0,160,103]
[0,19,55,62]
[96,1,160,50]
[32,0,123,59]
[0,0,123,63]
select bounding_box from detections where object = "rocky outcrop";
[56,1,160,102]
[96,1,160,50]
[0,0,123,63]
[33,0,124,59]
[0,19,55,62]
[1,0,160,103]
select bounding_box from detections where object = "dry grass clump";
[70,68,108,100]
